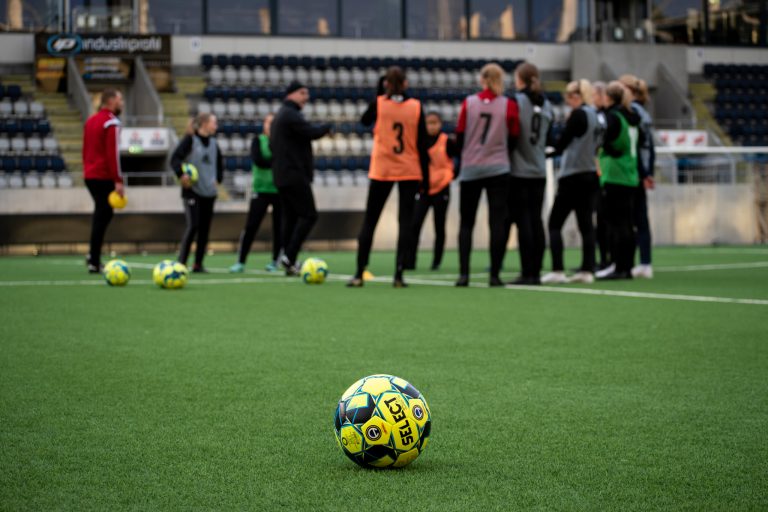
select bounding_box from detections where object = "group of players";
[83,61,655,288]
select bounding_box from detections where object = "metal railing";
[66,57,93,121]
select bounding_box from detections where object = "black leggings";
[355,179,420,279]
[634,184,652,265]
[237,193,283,264]
[409,185,450,270]
[178,193,216,267]
[85,179,115,266]
[548,173,599,272]
[279,184,319,265]
[603,184,636,274]
[596,188,610,268]
[510,177,546,279]
[458,174,510,279]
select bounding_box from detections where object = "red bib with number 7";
[369,95,423,182]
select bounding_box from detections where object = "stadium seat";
[49,156,65,172]
[201,54,214,70]
[5,85,21,101]
[37,120,51,136]
[10,136,25,153]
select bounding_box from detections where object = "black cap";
[285,81,307,97]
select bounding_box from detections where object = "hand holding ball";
[108,191,127,209]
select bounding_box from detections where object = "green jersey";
[598,110,639,187]
[252,134,277,194]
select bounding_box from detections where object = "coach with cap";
[270,81,332,275]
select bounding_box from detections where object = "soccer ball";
[153,260,189,289]
[334,374,431,469]
[300,258,328,284]
[103,259,130,286]
[108,191,127,209]
[181,163,199,183]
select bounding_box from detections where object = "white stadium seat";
[27,136,43,153]
[197,101,212,115]
[29,101,45,117]
[242,101,256,118]
[342,102,358,121]
[208,67,223,85]
[212,101,227,118]
[226,101,242,118]
[253,67,267,84]
[9,172,24,189]
[308,68,323,86]
[337,68,351,85]
[323,68,338,87]
[238,67,253,84]
[13,100,30,116]
[24,172,41,188]
[347,135,364,155]
[266,67,281,85]
[295,67,309,85]
[57,173,73,188]
[256,100,271,118]
[43,137,59,152]
[41,173,57,188]
[328,101,344,121]
[230,136,246,154]
[11,137,26,153]
[217,137,231,153]
[224,67,239,86]
[0,137,10,152]
[281,67,296,85]
[0,101,13,117]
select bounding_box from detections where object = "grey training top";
[559,105,604,179]
[189,134,219,198]
[631,101,653,175]
[511,92,554,179]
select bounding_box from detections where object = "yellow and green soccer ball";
[300,257,328,284]
[335,374,431,469]
[181,163,199,183]
[103,259,130,286]
[153,260,189,289]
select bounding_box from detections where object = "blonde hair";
[618,74,649,104]
[607,81,632,109]
[565,79,594,106]
[515,62,542,94]
[592,81,607,96]
[187,112,214,136]
[479,63,505,96]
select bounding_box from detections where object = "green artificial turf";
[1,247,767,510]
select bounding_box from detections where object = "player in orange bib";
[406,111,458,271]
[347,66,429,288]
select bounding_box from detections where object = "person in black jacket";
[270,81,332,275]
[170,112,223,272]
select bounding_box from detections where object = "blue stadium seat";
[369,57,381,70]
[214,54,229,68]
[17,156,32,173]
[6,85,21,101]
[49,156,65,172]
[201,54,214,70]
[219,121,235,135]
[225,156,238,171]
[3,119,18,135]
[230,54,243,69]
[299,56,313,69]
[0,84,5,99]
[203,86,218,102]
[354,57,369,69]
[20,119,36,135]
[285,55,299,69]
[256,55,270,69]
[328,56,341,69]
[315,156,329,171]
[241,157,252,170]
[0,156,15,171]
[244,54,258,69]
[312,56,326,69]
[33,156,48,173]
[271,55,285,68]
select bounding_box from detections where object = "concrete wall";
[170,35,571,70]
[0,182,757,246]
[0,33,34,64]
[686,46,768,75]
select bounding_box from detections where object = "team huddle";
[83,61,655,287]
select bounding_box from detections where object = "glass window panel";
[1,0,61,31]
[145,0,202,34]
[207,0,271,34]
[406,0,466,40]
[278,0,337,36]
[468,0,527,40]
[708,0,763,46]
[341,0,401,39]
[532,0,589,42]
[651,0,704,44]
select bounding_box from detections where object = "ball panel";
[361,416,392,447]
[392,417,419,452]
[341,378,364,401]
[339,425,364,455]
[392,448,420,468]
[361,377,394,396]
[376,392,409,425]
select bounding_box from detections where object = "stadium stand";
[705,63,768,147]
[0,81,71,189]
[192,54,567,182]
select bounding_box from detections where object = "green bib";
[598,111,639,187]
[252,134,277,194]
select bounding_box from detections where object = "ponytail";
[384,66,406,96]
[515,62,542,94]
[607,81,632,109]
[479,62,505,96]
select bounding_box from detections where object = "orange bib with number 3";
[369,95,422,182]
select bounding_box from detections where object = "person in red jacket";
[83,89,124,273]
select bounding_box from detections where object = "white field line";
[1,273,767,306]
[654,261,768,272]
